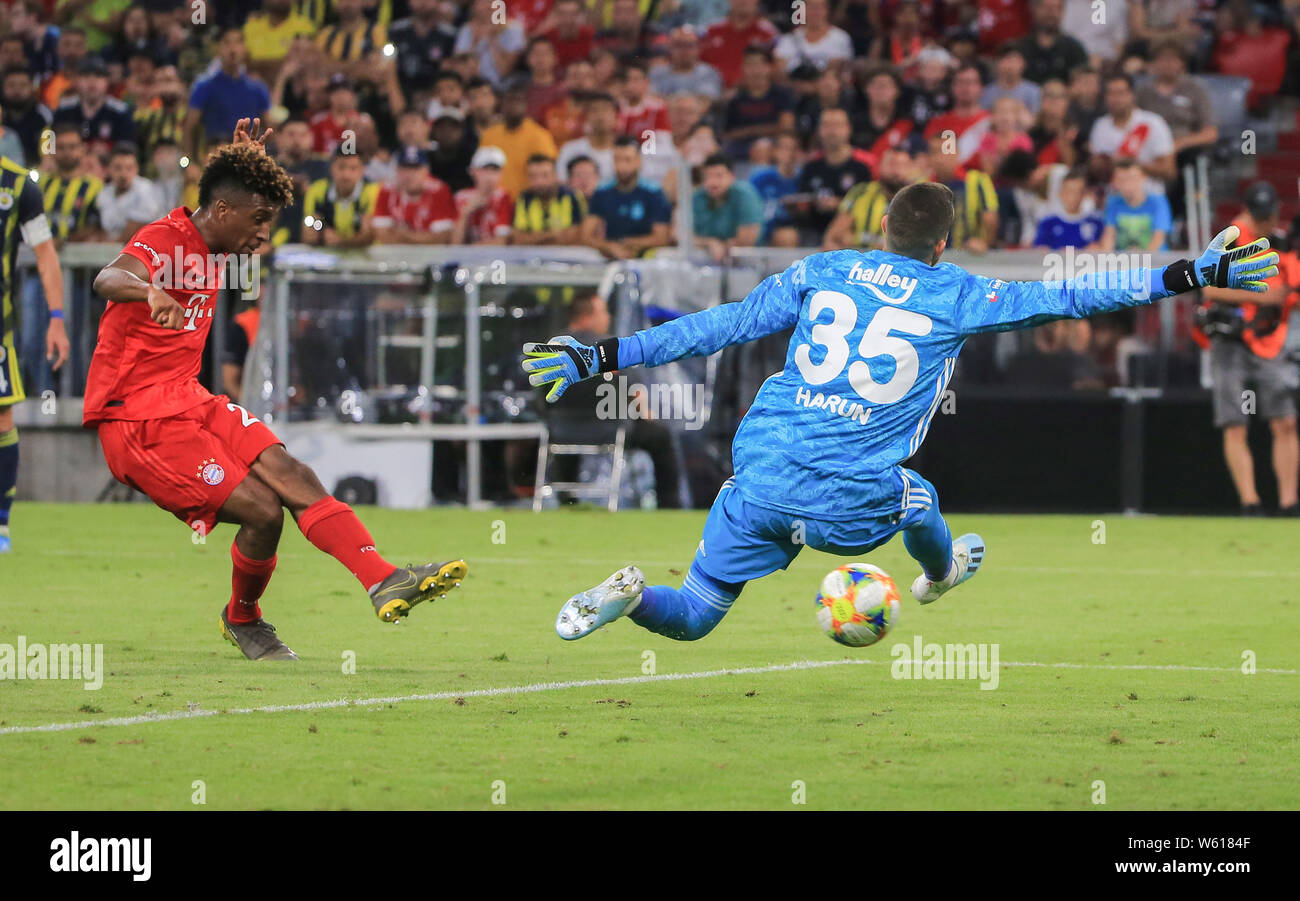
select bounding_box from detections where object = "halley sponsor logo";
[0,636,104,690]
[49,832,151,882]
[845,261,918,304]
[794,386,871,425]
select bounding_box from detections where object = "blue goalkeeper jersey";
[633,248,1172,520]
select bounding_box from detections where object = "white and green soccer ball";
[814,562,901,648]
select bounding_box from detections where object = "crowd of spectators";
[4,0,1297,263]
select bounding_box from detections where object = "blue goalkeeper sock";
[902,502,953,581]
[628,561,744,641]
[0,427,17,530]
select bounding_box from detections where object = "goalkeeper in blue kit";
[522,183,1278,642]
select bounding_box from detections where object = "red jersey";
[700,17,779,88]
[309,111,354,155]
[373,178,457,234]
[618,97,671,140]
[542,25,595,70]
[83,208,224,426]
[454,186,514,242]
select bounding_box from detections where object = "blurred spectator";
[510,153,585,245]
[557,91,618,186]
[543,0,596,72]
[41,26,89,110]
[10,1,60,83]
[316,0,386,77]
[1087,72,1175,195]
[242,0,315,82]
[617,60,670,141]
[465,76,499,134]
[1004,319,1104,390]
[0,37,26,77]
[452,145,513,244]
[721,47,795,161]
[582,135,673,260]
[1096,158,1171,251]
[1128,0,1205,58]
[1199,181,1300,515]
[566,154,600,204]
[106,6,176,76]
[774,0,853,73]
[692,152,761,262]
[1027,79,1077,167]
[389,0,459,100]
[98,141,164,241]
[149,137,187,212]
[303,148,380,248]
[1062,0,1130,65]
[650,25,722,100]
[53,58,135,159]
[982,45,1040,115]
[868,0,925,71]
[222,298,260,402]
[595,0,657,58]
[853,67,915,159]
[1032,166,1103,249]
[310,75,364,155]
[975,97,1032,175]
[700,0,779,89]
[1136,40,1217,167]
[2,67,51,165]
[824,143,914,251]
[902,46,955,128]
[456,0,526,87]
[427,71,467,122]
[428,109,477,192]
[1015,0,1089,85]
[372,146,457,244]
[923,63,989,172]
[749,131,802,247]
[524,39,568,125]
[185,28,270,161]
[481,79,559,198]
[925,134,997,253]
[40,122,104,242]
[794,107,872,243]
[1066,65,1103,152]
[0,110,23,167]
[542,59,593,145]
[795,67,859,152]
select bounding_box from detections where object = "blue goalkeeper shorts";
[692,472,940,585]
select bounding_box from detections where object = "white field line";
[0,657,1292,737]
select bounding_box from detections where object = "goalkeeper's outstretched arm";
[956,226,1278,335]
[522,262,803,402]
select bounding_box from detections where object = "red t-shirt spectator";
[543,25,595,70]
[309,111,355,156]
[700,17,779,88]
[373,178,457,235]
[618,98,671,140]
[924,109,991,172]
[455,187,514,243]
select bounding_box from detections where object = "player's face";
[214,196,279,255]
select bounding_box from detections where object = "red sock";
[297,496,397,591]
[228,542,277,624]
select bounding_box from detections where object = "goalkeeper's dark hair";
[884,182,955,262]
[197,143,295,209]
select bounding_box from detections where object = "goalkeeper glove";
[521,336,602,402]
[1177,225,1279,293]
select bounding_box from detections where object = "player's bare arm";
[92,252,186,329]
[31,239,69,371]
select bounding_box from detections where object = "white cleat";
[911,533,985,605]
[555,565,646,640]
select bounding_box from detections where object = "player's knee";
[247,489,284,535]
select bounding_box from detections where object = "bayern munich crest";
[197,458,225,486]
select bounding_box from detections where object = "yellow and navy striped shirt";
[948,170,998,246]
[0,158,50,362]
[38,170,102,241]
[316,17,387,62]
[513,187,585,235]
[838,180,891,249]
[303,178,381,237]
[133,105,187,176]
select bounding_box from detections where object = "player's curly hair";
[197,143,295,209]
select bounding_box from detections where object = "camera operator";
[1197,182,1300,515]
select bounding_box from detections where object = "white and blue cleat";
[0,528,10,554]
[555,565,646,640]
[911,533,984,605]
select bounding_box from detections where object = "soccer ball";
[814,563,901,647]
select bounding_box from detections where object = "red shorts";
[97,395,282,535]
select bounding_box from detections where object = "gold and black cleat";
[370,560,468,623]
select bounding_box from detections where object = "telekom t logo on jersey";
[845,261,919,304]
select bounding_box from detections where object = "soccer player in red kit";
[84,120,467,661]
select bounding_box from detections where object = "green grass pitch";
[0,503,1296,810]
